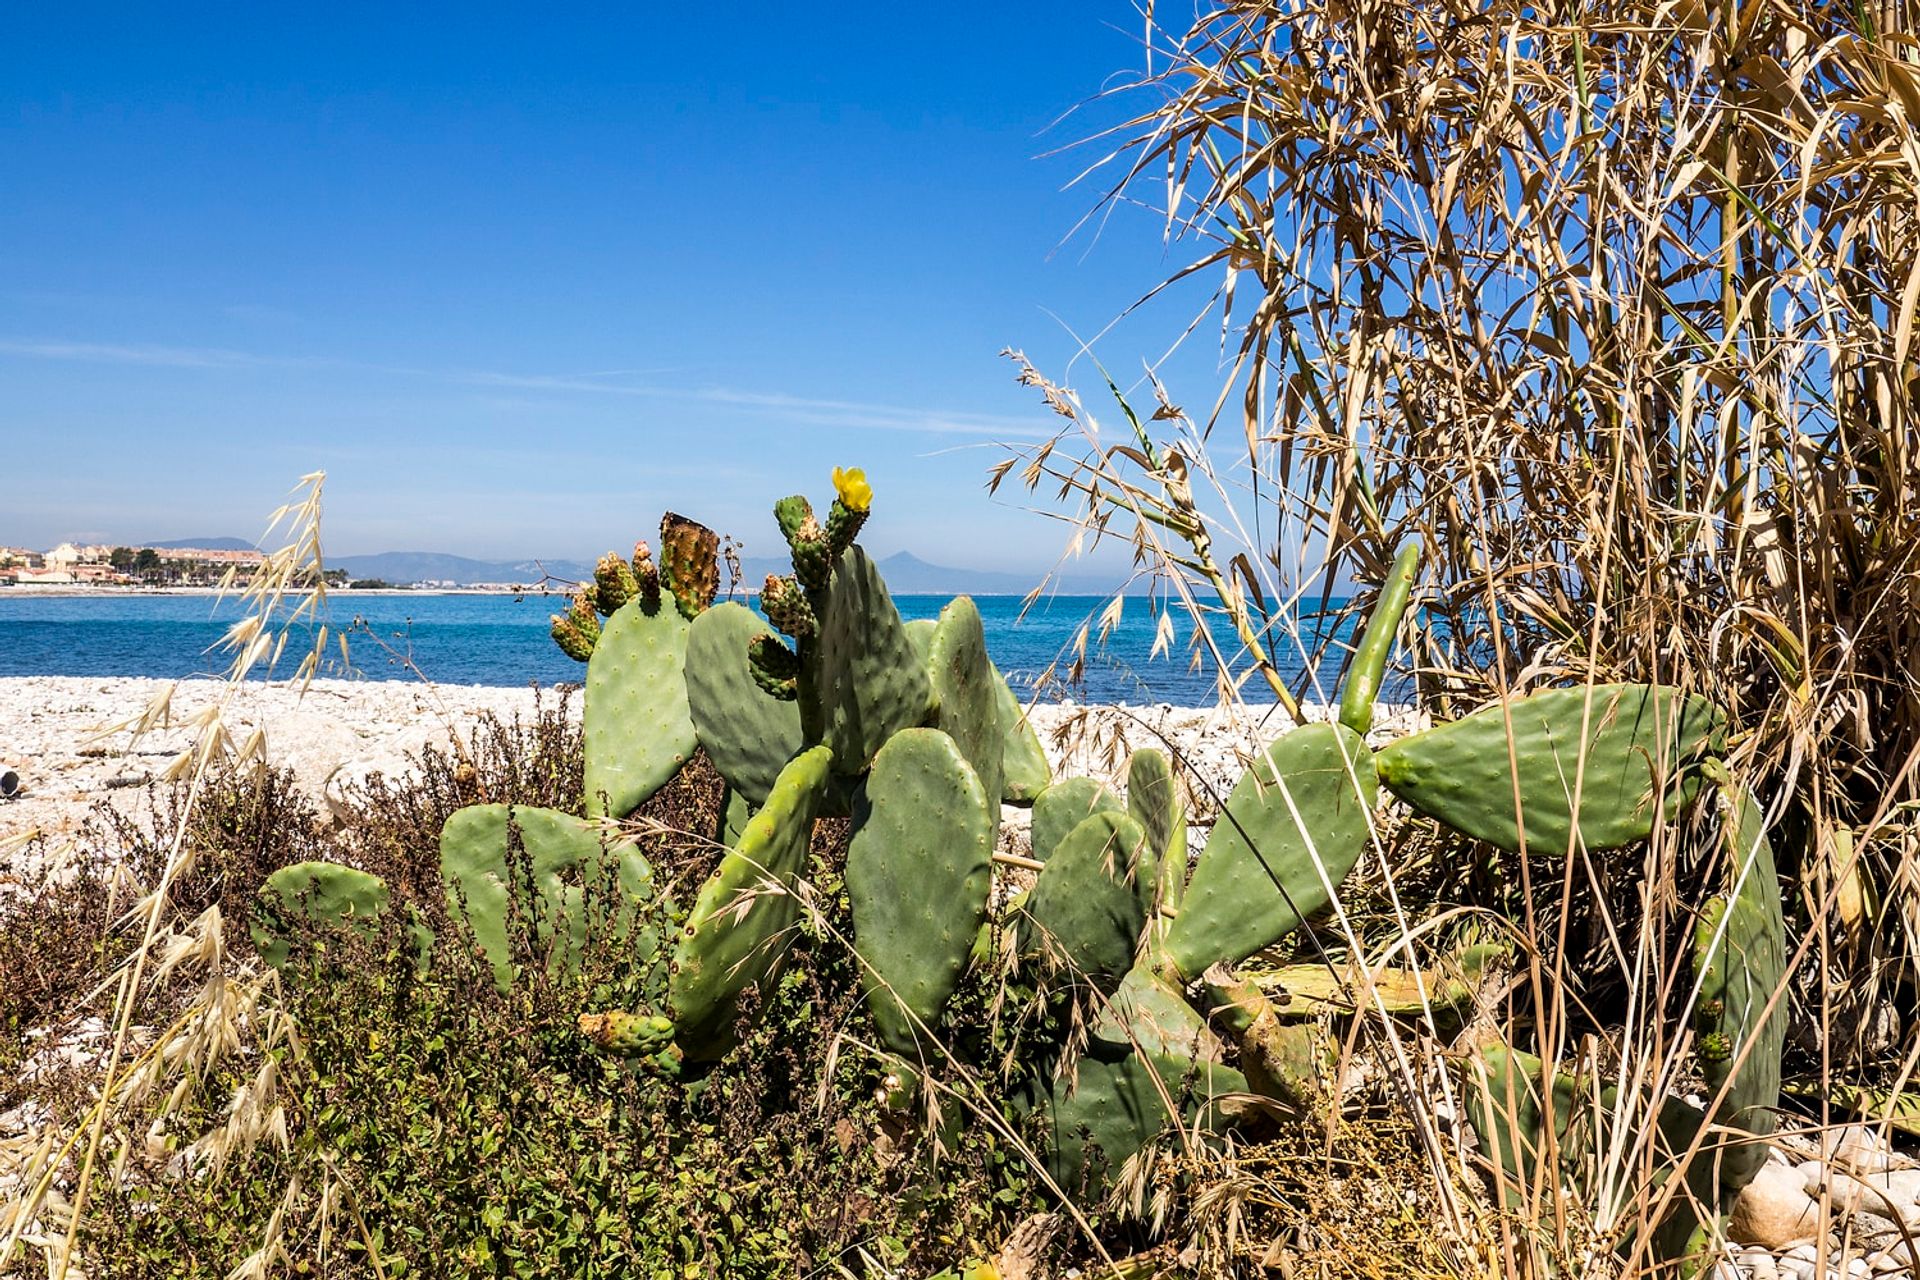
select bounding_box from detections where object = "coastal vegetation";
[3,0,1918,1275]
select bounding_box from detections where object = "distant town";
[0,543,530,591]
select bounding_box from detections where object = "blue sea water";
[0,591,1364,706]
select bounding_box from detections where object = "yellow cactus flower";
[831,465,872,512]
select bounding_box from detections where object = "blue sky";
[0,4,1229,574]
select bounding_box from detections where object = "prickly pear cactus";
[995,665,1050,804]
[1022,809,1157,986]
[684,601,805,805]
[806,546,932,776]
[252,861,392,969]
[924,596,1004,811]
[1127,748,1187,912]
[1029,777,1123,865]
[657,511,720,619]
[583,594,698,818]
[1375,684,1726,855]
[1337,538,1420,736]
[669,745,833,1061]
[846,729,993,1053]
[1160,723,1377,983]
[1690,770,1786,1193]
[1093,964,1221,1064]
[1042,1044,1248,1190]
[439,805,656,989]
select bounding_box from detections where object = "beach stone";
[1747,1255,1780,1280]
[1736,1165,1828,1248]
[1828,1126,1901,1175]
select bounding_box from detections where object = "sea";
[0,591,1365,706]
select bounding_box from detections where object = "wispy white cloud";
[0,334,1052,439]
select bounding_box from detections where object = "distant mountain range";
[136,540,1144,595]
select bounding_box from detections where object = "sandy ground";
[0,676,1424,869]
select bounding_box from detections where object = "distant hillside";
[737,551,1144,596]
[331,551,595,585]
[139,536,259,551]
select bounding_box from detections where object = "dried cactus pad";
[439,804,656,989]
[846,728,994,1053]
[685,601,804,805]
[1162,723,1377,983]
[583,594,697,818]
[669,745,834,1061]
[1375,683,1726,854]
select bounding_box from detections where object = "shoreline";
[0,675,1423,859]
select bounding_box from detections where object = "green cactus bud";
[550,590,601,662]
[1698,1031,1733,1063]
[825,497,869,559]
[577,1010,677,1057]
[789,515,832,594]
[774,494,814,543]
[1338,537,1421,735]
[658,511,720,619]
[760,574,816,640]
[747,634,801,701]
[593,551,639,616]
[631,540,662,610]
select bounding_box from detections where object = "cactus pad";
[805,546,932,776]
[583,594,698,818]
[1093,964,1221,1064]
[252,861,391,969]
[685,601,805,805]
[994,665,1050,804]
[1375,683,1725,854]
[1043,1045,1248,1190]
[439,804,656,988]
[1127,748,1188,911]
[1022,809,1156,986]
[1029,777,1123,864]
[658,511,719,619]
[924,596,1004,811]
[669,745,833,1061]
[1161,724,1377,982]
[846,728,994,1053]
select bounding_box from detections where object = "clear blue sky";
[0,4,1226,574]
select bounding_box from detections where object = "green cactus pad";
[994,664,1050,804]
[715,785,754,848]
[583,595,697,818]
[1043,1045,1248,1190]
[1093,964,1221,1064]
[669,745,833,1061]
[1161,724,1377,983]
[685,602,806,806]
[1337,537,1420,736]
[1690,775,1785,1193]
[1374,684,1725,855]
[804,546,932,776]
[1029,777,1124,864]
[846,728,994,1054]
[1022,809,1157,986]
[440,804,656,989]
[1127,748,1188,911]
[252,861,391,969]
[924,596,1004,811]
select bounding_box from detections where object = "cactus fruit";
[550,589,601,662]
[684,602,805,805]
[1029,777,1124,864]
[1337,538,1421,736]
[747,634,801,700]
[577,1010,676,1057]
[251,861,392,968]
[1689,771,1785,1193]
[1127,748,1187,912]
[825,465,872,555]
[845,729,994,1053]
[669,746,834,1061]
[789,515,833,593]
[439,804,657,989]
[1160,724,1378,983]
[583,594,698,818]
[1375,684,1726,855]
[1042,1044,1248,1189]
[593,551,639,616]
[995,667,1050,804]
[924,596,1005,812]
[773,494,814,543]
[805,546,933,777]
[631,540,661,610]
[1021,810,1157,986]
[760,574,816,640]
[657,512,720,619]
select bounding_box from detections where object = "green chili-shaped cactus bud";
[593,551,639,616]
[824,466,872,557]
[748,634,801,701]
[774,494,814,543]
[761,574,816,639]
[789,515,832,594]
[550,589,601,662]
[631,540,662,611]
[658,512,720,619]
